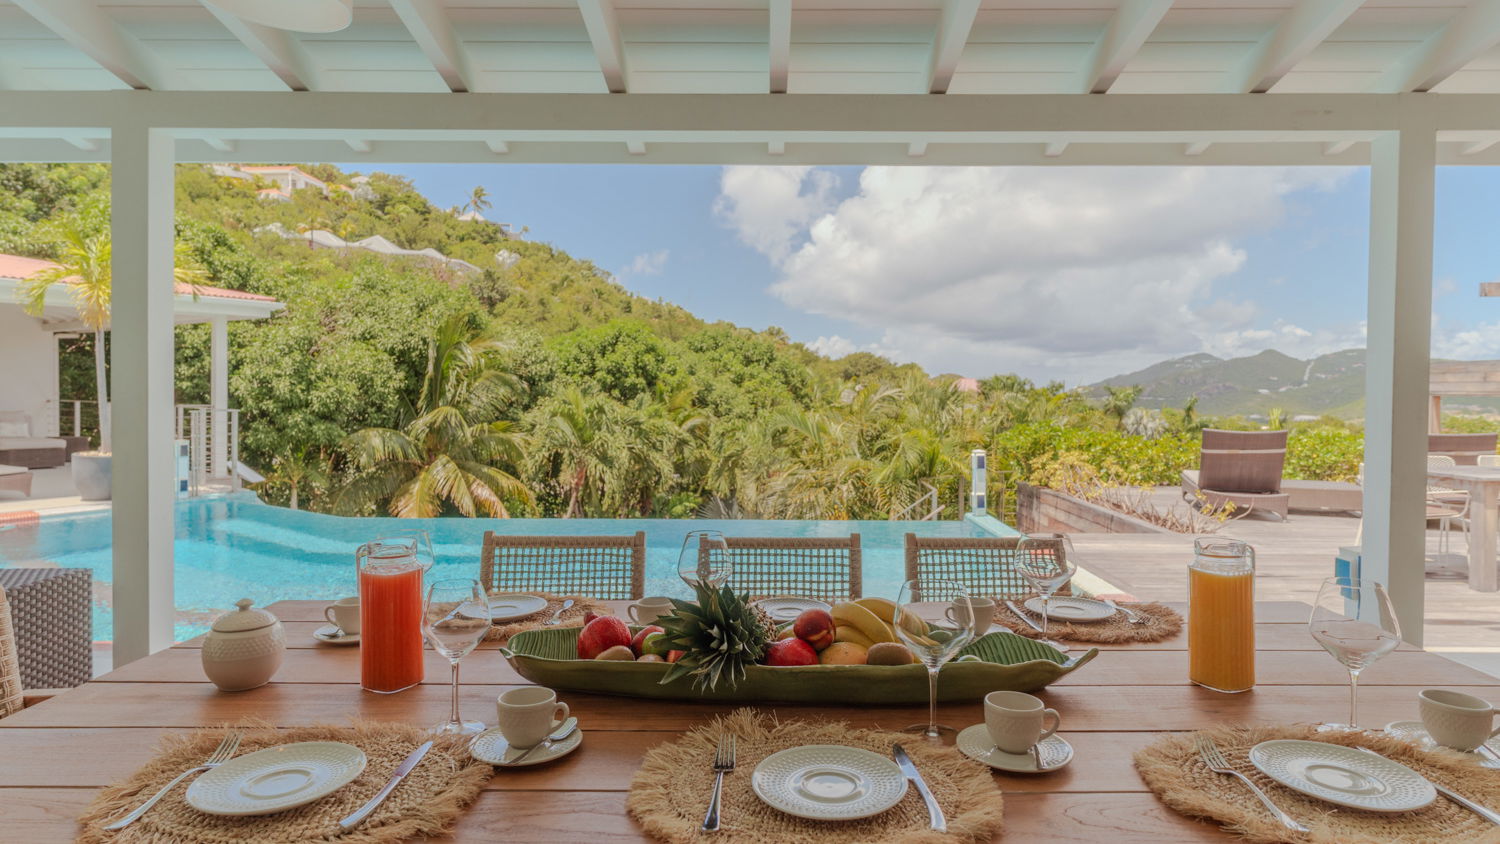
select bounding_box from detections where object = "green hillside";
[1090,348,1367,418]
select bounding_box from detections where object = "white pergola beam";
[388,0,475,94]
[578,0,628,93]
[927,0,980,94]
[1184,140,1210,156]
[486,139,509,154]
[907,140,928,157]
[1084,0,1172,94]
[1230,0,1364,93]
[203,4,318,92]
[1375,1,1500,93]
[204,137,235,153]
[12,0,173,90]
[768,140,785,155]
[625,139,645,155]
[1461,138,1500,155]
[345,138,373,153]
[769,0,791,94]
[63,136,100,151]
[1043,141,1067,157]
[1324,139,1355,156]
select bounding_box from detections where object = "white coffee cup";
[1420,688,1500,751]
[946,597,997,634]
[985,690,1061,755]
[628,596,675,624]
[323,596,360,635]
[497,687,570,748]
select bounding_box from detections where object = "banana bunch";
[830,599,928,650]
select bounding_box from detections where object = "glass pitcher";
[357,530,434,694]
[1188,538,1256,693]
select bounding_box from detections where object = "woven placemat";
[483,591,614,642]
[1135,724,1500,844]
[627,708,1004,843]
[76,719,492,844]
[993,596,1182,644]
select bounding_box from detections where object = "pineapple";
[657,582,777,692]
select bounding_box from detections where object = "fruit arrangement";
[576,610,684,664]
[766,598,924,666]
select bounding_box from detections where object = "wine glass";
[1309,577,1401,729]
[1016,534,1077,648]
[678,530,732,592]
[895,578,976,742]
[422,578,491,735]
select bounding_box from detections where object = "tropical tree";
[1101,385,1142,426]
[466,185,491,216]
[525,387,630,517]
[336,318,531,517]
[258,447,330,510]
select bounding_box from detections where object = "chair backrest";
[1197,429,1287,494]
[706,535,862,603]
[1428,455,1456,469]
[903,534,1071,600]
[0,585,22,718]
[1429,433,1498,466]
[480,532,646,600]
[0,410,31,438]
[1480,455,1500,468]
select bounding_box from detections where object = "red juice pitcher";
[357,531,433,693]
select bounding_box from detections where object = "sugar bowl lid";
[211,598,279,633]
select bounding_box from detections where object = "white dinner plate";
[1023,596,1114,623]
[956,724,1073,773]
[753,597,832,623]
[1248,739,1436,813]
[185,741,367,817]
[312,624,359,645]
[487,593,549,622]
[751,744,907,821]
[470,727,583,767]
[1385,720,1500,768]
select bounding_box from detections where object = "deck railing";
[176,405,241,495]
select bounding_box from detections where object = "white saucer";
[1249,739,1436,812]
[1023,596,1114,623]
[470,727,583,766]
[312,624,359,645]
[956,725,1074,772]
[751,744,907,821]
[487,593,550,623]
[1385,720,1500,768]
[185,741,367,816]
[753,597,832,623]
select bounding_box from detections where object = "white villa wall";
[0,307,59,435]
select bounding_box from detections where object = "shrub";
[1283,427,1363,482]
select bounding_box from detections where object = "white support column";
[110,124,177,665]
[211,316,229,477]
[1363,128,1436,645]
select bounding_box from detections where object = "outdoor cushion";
[0,422,26,438]
[0,437,66,450]
[0,465,25,477]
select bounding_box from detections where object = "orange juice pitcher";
[357,532,432,694]
[1188,538,1255,693]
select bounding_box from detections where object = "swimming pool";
[0,493,1014,642]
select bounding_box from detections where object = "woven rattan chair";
[903,534,1072,601]
[480,532,646,600]
[703,534,862,603]
[0,584,62,719]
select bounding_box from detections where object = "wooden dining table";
[3,599,1497,842]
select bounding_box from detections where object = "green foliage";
[1283,426,1363,483]
[551,320,679,403]
[996,422,1200,486]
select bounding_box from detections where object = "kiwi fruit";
[866,642,913,666]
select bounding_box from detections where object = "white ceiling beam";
[1043,141,1067,157]
[388,0,474,94]
[11,0,174,90]
[626,140,646,155]
[1228,0,1364,93]
[769,0,792,94]
[345,139,372,153]
[203,4,318,92]
[1083,0,1172,94]
[1461,138,1500,156]
[1324,139,1355,156]
[907,141,928,157]
[1184,141,1210,156]
[578,0,628,93]
[485,139,510,154]
[768,140,785,155]
[63,136,100,151]
[204,138,235,153]
[1373,1,1500,93]
[927,0,981,94]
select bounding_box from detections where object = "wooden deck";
[1072,487,1500,677]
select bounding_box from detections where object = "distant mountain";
[1088,348,1369,418]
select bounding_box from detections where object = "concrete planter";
[1016,482,1167,535]
[72,452,112,501]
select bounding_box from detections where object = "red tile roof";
[0,252,278,302]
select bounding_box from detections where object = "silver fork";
[701,733,736,832]
[104,729,243,830]
[1104,598,1146,625]
[1195,734,1309,834]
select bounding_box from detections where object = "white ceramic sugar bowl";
[202,598,285,691]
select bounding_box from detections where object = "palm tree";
[259,447,329,510]
[1101,385,1142,425]
[526,387,629,517]
[465,185,491,216]
[19,222,206,452]
[337,318,531,517]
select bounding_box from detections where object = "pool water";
[0,493,1013,642]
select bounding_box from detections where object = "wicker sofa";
[0,411,67,470]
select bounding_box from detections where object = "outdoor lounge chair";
[0,464,31,498]
[480,531,646,600]
[705,534,862,603]
[1180,429,1290,521]
[0,412,67,470]
[903,534,1070,601]
[1429,433,1498,465]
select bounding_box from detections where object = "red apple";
[666,650,686,664]
[765,638,819,666]
[577,616,631,659]
[793,609,836,651]
[630,625,665,656]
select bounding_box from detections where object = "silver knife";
[893,743,945,832]
[339,740,434,830]
[1004,600,1045,634]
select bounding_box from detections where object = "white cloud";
[623,249,669,276]
[717,165,1354,383]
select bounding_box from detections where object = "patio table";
[1,599,1496,842]
[1427,464,1500,592]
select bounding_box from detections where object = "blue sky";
[359,162,1500,386]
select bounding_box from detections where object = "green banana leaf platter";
[500,627,1097,704]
